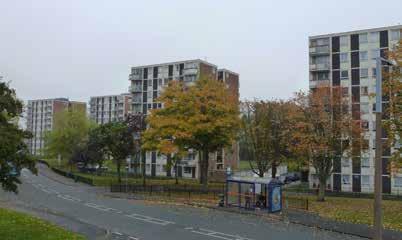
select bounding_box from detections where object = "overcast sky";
[1,0,401,103]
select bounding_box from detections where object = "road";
[0,165,365,240]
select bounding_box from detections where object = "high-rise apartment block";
[89,93,132,124]
[308,25,402,194]
[128,59,239,178]
[26,98,87,155]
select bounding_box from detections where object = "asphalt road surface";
[0,165,365,240]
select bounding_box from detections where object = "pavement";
[0,164,368,240]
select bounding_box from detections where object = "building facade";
[128,59,239,178]
[26,98,87,155]
[308,25,402,194]
[89,93,132,124]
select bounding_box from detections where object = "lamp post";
[373,56,396,240]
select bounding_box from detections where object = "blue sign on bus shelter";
[268,181,282,213]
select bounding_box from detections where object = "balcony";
[309,45,330,55]
[183,68,198,75]
[309,63,330,71]
[129,85,142,92]
[132,98,142,104]
[129,74,142,81]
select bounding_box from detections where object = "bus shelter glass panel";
[227,181,240,206]
[239,182,254,209]
[255,183,268,208]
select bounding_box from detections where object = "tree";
[241,100,294,178]
[125,114,146,185]
[102,122,136,184]
[154,78,239,186]
[383,40,402,172]
[142,105,187,184]
[0,80,36,192]
[70,127,107,174]
[44,108,92,171]
[291,86,362,201]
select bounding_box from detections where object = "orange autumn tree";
[142,77,240,186]
[291,86,363,201]
[383,39,402,173]
[142,81,188,184]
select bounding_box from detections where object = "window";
[360,68,369,78]
[390,29,400,41]
[314,72,329,81]
[156,164,163,172]
[340,35,348,46]
[342,159,350,167]
[359,33,368,44]
[361,86,368,96]
[158,79,163,86]
[361,103,369,114]
[342,87,349,97]
[361,157,370,167]
[371,49,380,59]
[370,32,379,42]
[146,164,151,172]
[342,175,351,184]
[340,53,348,63]
[311,38,329,47]
[372,68,377,77]
[360,51,368,61]
[361,120,369,130]
[395,177,402,187]
[184,167,192,174]
[341,70,349,79]
[361,175,371,186]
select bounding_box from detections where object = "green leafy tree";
[102,122,135,184]
[0,80,36,192]
[241,100,294,178]
[44,108,92,171]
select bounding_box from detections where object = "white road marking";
[63,195,81,202]
[129,236,139,240]
[40,188,52,194]
[84,202,118,212]
[47,189,60,194]
[188,227,254,240]
[125,213,174,226]
[113,231,123,235]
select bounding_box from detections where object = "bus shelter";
[225,176,282,213]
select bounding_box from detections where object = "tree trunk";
[175,161,178,185]
[117,161,121,184]
[166,154,172,177]
[271,162,277,179]
[199,149,209,187]
[142,152,146,187]
[317,179,326,202]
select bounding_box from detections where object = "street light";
[373,56,396,240]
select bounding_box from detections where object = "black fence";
[51,167,94,186]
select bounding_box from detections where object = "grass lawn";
[74,171,224,188]
[238,160,252,170]
[307,196,402,231]
[0,208,85,240]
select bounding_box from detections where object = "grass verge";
[0,208,85,240]
[307,196,402,232]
